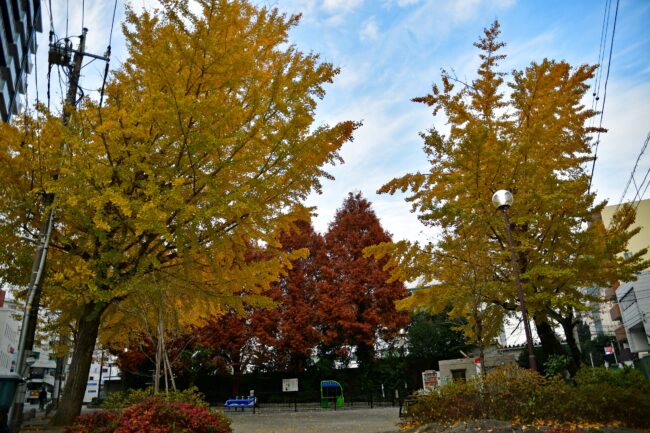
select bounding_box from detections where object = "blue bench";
[224,397,257,412]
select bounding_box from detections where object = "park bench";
[223,397,257,413]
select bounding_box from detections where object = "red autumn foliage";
[320,192,410,366]
[65,397,231,433]
[64,410,118,433]
[124,195,409,376]
[196,310,258,395]
[250,219,329,372]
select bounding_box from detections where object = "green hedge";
[406,365,650,428]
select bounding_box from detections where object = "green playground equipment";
[320,380,344,409]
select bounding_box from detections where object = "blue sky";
[32,0,650,242]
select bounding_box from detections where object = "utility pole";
[9,27,108,433]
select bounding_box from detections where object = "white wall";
[0,300,20,373]
[617,271,650,353]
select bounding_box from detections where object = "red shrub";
[113,397,231,433]
[64,410,118,433]
[65,397,231,433]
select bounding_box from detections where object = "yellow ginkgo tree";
[0,0,357,424]
[368,21,647,374]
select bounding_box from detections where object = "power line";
[588,0,620,193]
[99,0,119,111]
[590,0,611,120]
[109,0,118,44]
[633,168,650,210]
[617,131,650,210]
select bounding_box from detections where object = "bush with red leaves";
[64,410,118,433]
[65,396,231,433]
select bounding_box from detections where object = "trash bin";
[0,373,22,428]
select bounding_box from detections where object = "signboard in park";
[604,345,614,355]
[282,378,299,392]
[421,370,440,389]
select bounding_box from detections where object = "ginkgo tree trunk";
[0,0,357,425]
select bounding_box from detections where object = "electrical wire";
[590,0,611,120]
[81,58,98,69]
[99,0,119,111]
[585,0,612,178]
[633,169,650,209]
[588,0,620,193]
[617,132,650,210]
[109,0,118,45]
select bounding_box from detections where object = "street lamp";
[492,190,538,372]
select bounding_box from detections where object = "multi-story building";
[612,272,650,355]
[0,289,123,405]
[0,289,58,402]
[601,199,650,360]
[0,290,19,373]
[84,354,121,403]
[1,0,42,122]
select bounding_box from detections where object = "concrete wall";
[439,358,477,385]
[601,199,650,265]
[0,298,19,373]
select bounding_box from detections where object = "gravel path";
[226,406,401,433]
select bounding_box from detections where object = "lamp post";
[492,190,538,372]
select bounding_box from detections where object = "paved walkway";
[18,405,402,433]
[226,407,401,433]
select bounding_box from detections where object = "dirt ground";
[225,406,401,433]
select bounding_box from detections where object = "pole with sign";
[282,378,298,412]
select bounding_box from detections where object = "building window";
[451,369,467,381]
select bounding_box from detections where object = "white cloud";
[397,0,420,6]
[322,0,363,13]
[591,80,650,205]
[359,18,380,41]
[446,0,481,23]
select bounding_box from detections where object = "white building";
[601,199,650,359]
[0,289,122,404]
[0,291,19,373]
[615,272,650,354]
[83,352,121,403]
[0,290,58,402]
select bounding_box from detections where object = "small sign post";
[282,378,299,411]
